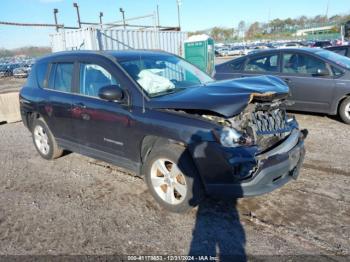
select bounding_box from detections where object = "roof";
[255,47,322,53]
[327,45,350,49]
[106,49,173,60]
[36,49,172,63]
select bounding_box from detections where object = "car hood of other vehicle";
[149,75,289,118]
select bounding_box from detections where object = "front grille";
[251,109,287,134]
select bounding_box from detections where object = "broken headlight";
[212,127,253,148]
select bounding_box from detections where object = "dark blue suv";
[20,50,307,212]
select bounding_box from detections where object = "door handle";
[74,102,86,109]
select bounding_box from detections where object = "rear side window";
[245,54,279,72]
[48,63,74,92]
[36,62,48,89]
[332,48,347,56]
[228,59,244,71]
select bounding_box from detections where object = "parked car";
[215,48,350,124]
[277,42,303,49]
[0,63,21,77]
[217,48,230,56]
[13,65,31,78]
[226,46,248,56]
[312,40,332,48]
[326,45,350,58]
[0,65,12,77]
[20,50,306,212]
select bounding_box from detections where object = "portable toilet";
[184,34,215,76]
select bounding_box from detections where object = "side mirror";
[314,68,329,77]
[98,85,124,101]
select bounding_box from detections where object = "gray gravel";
[0,112,349,259]
[0,78,25,94]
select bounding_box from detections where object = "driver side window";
[79,63,119,97]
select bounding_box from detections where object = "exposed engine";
[202,99,293,151]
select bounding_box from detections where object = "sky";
[0,0,349,49]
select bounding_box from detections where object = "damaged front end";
[203,92,297,153]
[189,93,307,197]
[150,75,307,197]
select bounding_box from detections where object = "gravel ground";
[0,78,25,94]
[0,113,349,259]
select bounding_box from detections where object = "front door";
[70,61,131,157]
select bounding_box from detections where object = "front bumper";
[190,129,306,198]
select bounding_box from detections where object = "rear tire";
[32,118,63,160]
[339,97,350,124]
[143,143,204,213]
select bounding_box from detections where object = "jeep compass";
[20,50,307,212]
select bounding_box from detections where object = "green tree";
[246,22,261,39]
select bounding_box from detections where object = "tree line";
[189,13,350,41]
[0,46,51,58]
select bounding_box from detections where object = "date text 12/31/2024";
[127,255,219,261]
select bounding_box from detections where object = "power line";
[0,21,64,28]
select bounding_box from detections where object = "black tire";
[339,97,350,124]
[31,118,63,160]
[143,143,204,213]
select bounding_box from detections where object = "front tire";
[143,144,204,213]
[339,97,350,124]
[32,118,63,160]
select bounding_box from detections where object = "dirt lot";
[0,75,349,260]
[0,77,25,94]
[0,112,349,259]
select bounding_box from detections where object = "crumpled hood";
[149,75,289,117]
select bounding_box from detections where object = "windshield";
[316,50,350,70]
[119,54,213,97]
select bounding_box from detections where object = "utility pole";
[99,12,103,29]
[119,8,126,29]
[157,5,160,27]
[53,8,59,32]
[325,0,330,19]
[176,0,181,30]
[73,3,81,28]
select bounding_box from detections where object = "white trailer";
[50,27,188,56]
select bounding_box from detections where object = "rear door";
[214,58,246,80]
[70,57,131,157]
[242,52,281,77]
[45,61,76,140]
[280,51,335,113]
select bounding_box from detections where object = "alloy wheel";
[34,125,50,155]
[150,158,187,205]
[345,103,350,119]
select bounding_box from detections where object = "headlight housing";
[213,127,253,148]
